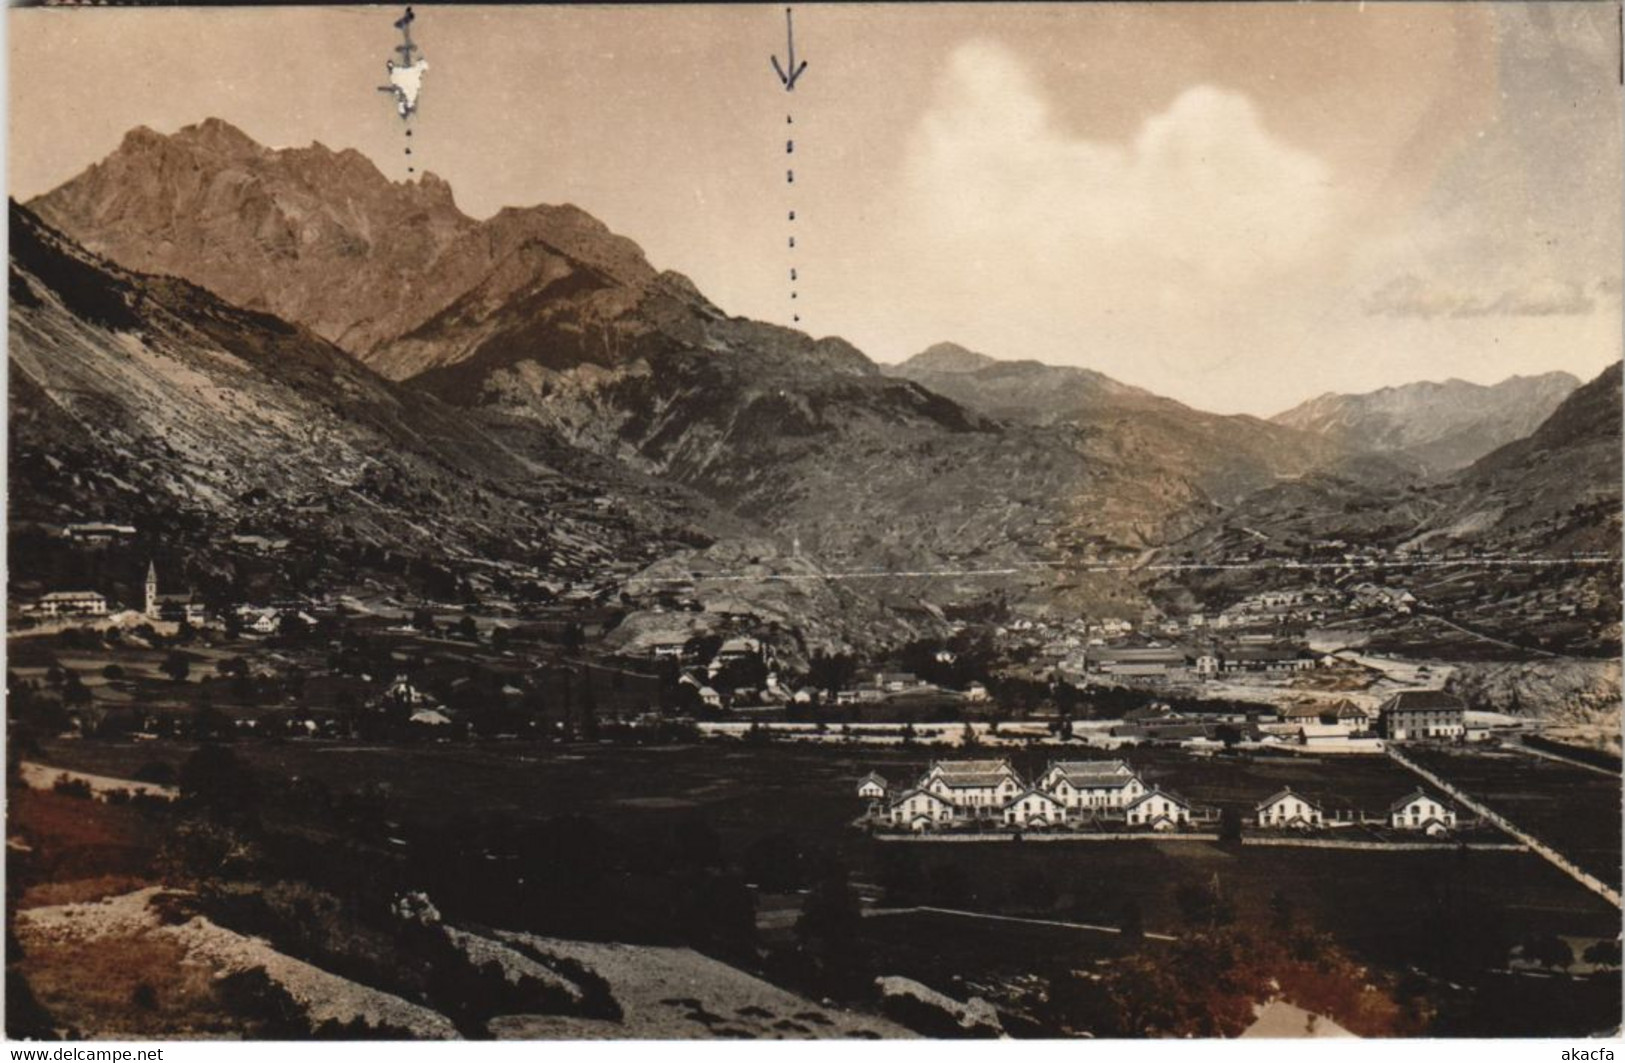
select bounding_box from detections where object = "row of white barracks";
[859,759,1459,835]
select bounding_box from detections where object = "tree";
[1268,889,1296,934]
[61,675,92,708]
[876,848,925,907]
[1119,898,1145,944]
[277,612,310,641]
[743,832,807,892]
[797,867,862,951]
[178,744,259,822]
[675,872,756,958]
[1218,807,1243,844]
[455,615,479,642]
[1175,875,1235,929]
[160,651,192,683]
[1519,934,1574,970]
[671,816,724,871]
[1583,939,1622,968]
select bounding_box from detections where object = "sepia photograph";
[4,0,1622,1044]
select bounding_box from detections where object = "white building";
[857,772,888,800]
[648,638,688,661]
[1256,787,1324,829]
[31,590,109,617]
[65,523,136,542]
[887,788,954,830]
[1389,789,1457,834]
[1037,760,1146,812]
[922,759,1024,815]
[380,676,436,708]
[1003,788,1066,828]
[1125,788,1192,830]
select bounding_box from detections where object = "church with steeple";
[145,561,205,624]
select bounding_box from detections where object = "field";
[1109,748,1429,818]
[32,737,1618,948]
[1403,745,1624,883]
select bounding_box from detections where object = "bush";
[51,775,92,800]
[178,744,259,820]
[134,761,178,787]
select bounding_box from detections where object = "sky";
[9,3,1623,415]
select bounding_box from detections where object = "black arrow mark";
[770,7,808,91]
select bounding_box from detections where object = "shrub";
[51,775,92,799]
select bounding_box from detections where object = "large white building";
[869,758,1221,834]
[1378,691,1466,741]
[30,590,109,617]
[921,759,1024,815]
[1036,760,1146,811]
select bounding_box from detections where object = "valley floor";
[10,730,1621,1039]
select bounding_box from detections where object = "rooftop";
[1381,690,1466,713]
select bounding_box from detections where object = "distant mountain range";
[25,121,1228,575]
[1159,363,1621,569]
[888,343,1381,504]
[1417,361,1622,552]
[1271,373,1581,477]
[13,119,1620,641]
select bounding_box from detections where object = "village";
[8,536,1622,1042]
[0,520,1573,754]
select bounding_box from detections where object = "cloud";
[1363,275,1602,319]
[896,42,1337,293]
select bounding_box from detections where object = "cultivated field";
[1402,745,1623,883]
[33,737,1617,958]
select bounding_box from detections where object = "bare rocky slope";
[1407,362,1622,553]
[8,201,716,587]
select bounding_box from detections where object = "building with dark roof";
[1377,690,1466,741]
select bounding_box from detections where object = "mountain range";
[13,119,1620,641]
[8,201,720,587]
[1271,373,1580,477]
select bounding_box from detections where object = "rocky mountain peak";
[896,342,998,375]
[169,116,266,159]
